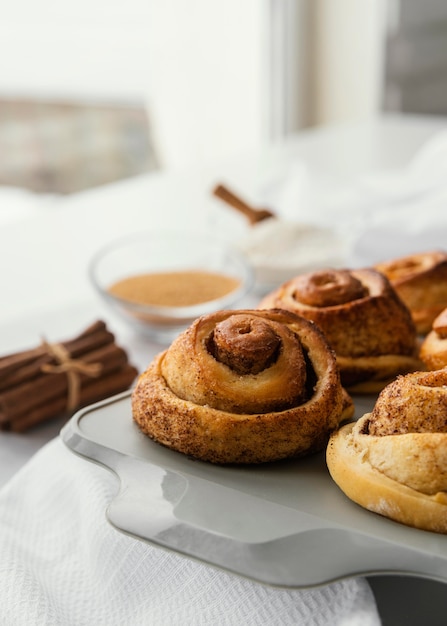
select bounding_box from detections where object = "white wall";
[0,0,391,169]
[311,0,388,125]
[144,0,266,169]
[0,0,152,101]
[0,0,268,169]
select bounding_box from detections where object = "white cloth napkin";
[358,127,447,203]
[0,438,381,626]
[254,125,447,270]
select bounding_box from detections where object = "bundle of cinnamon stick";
[0,320,138,432]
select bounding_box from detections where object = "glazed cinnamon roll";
[132,309,353,464]
[375,250,447,335]
[420,308,447,370]
[327,369,447,533]
[259,268,422,392]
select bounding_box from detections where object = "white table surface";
[1,112,446,488]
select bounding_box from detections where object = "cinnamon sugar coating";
[433,308,447,337]
[420,307,447,370]
[327,367,447,532]
[327,415,447,531]
[259,268,421,390]
[208,314,287,376]
[292,269,367,307]
[375,250,447,335]
[367,369,447,436]
[343,369,447,496]
[132,308,353,464]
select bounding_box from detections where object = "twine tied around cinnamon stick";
[0,320,138,432]
[40,339,103,412]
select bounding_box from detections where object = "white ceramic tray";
[61,392,447,589]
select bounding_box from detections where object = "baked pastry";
[259,268,422,393]
[375,250,447,335]
[420,307,447,370]
[132,309,353,464]
[327,369,447,533]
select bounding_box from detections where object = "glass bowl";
[88,231,254,343]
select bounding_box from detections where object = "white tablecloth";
[0,437,380,626]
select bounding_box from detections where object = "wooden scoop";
[212,183,275,226]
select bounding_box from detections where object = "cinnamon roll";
[375,250,447,335]
[132,309,353,464]
[327,369,447,533]
[259,268,422,392]
[420,307,447,370]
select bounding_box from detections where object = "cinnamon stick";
[0,320,139,432]
[0,354,50,392]
[0,343,130,422]
[0,320,113,386]
[212,183,274,225]
[8,364,138,432]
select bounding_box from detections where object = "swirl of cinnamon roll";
[132,309,354,464]
[375,250,447,335]
[420,308,447,370]
[291,270,367,307]
[259,268,422,392]
[327,369,447,533]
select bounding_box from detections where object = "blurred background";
[0,0,446,194]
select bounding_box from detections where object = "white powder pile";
[238,218,347,289]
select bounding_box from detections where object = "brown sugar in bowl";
[89,231,253,343]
